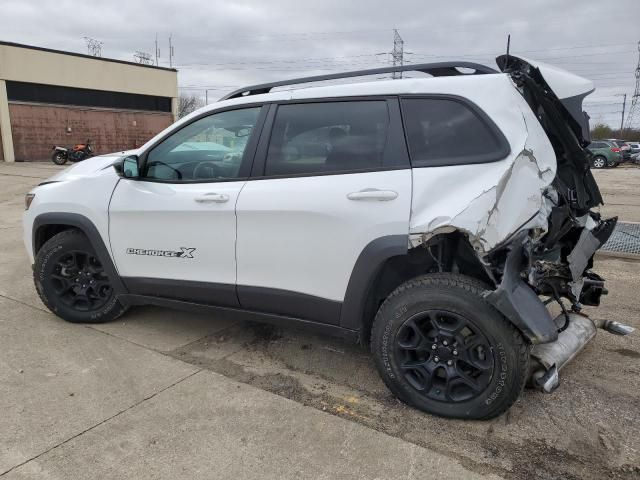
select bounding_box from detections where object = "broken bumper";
[484,215,617,345]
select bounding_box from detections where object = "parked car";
[605,138,632,162]
[587,140,622,168]
[23,55,633,420]
[627,142,640,162]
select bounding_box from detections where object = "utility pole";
[155,33,160,66]
[620,93,627,133]
[168,34,174,68]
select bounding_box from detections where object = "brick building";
[0,41,178,162]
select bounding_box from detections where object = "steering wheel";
[148,160,182,180]
[193,161,222,180]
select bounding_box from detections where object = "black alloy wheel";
[34,229,127,323]
[50,250,112,311]
[370,273,529,419]
[395,310,494,403]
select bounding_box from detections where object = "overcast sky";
[1,0,639,127]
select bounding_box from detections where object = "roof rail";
[220,61,497,101]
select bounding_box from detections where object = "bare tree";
[178,94,205,118]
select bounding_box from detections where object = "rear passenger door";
[235,99,412,325]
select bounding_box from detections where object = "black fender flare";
[484,233,559,344]
[32,212,128,296]
[339,235,408,331]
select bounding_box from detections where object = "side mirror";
[114,155,140,179]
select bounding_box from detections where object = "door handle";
[194,193,229,203]
[347,189,398,201]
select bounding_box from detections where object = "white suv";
[23,55,633,419]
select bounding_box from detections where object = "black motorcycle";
[51,140,94,165]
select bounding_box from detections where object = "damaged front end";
[473,56,632,391]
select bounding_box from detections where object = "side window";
[264,101,389,176]
[589,142,605,149]
[143,107,261,182]
[401,98,509,167]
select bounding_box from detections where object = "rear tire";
[51,152,67,165]
[591,156,606,169]
[606,158,618,168]
[34,229,127,323]
[370,273,529,419]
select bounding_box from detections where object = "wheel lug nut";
[434,356,440,362]
[431,344,437,350]
[447,360,453,366]
[443,340,448,346]
[453,350,458,356]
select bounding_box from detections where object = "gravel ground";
[1,161,639,479]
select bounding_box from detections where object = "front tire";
[34,230,127,323]
[370,273,529,419]
[51,152,67,165]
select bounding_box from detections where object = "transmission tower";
[84,37,103,57]
[134,51,154,65]
[623,41,640,131]
[391,29,404,79]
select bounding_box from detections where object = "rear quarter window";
[401,97,510,167]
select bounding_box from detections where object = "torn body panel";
[409,85,557,254]
[410,56,616,345]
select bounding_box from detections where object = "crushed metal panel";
[410,98,557,254]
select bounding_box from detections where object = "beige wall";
[0,80,15,162]
[0,43,178,162]
[0,43,178,98]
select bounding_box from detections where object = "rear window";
[401,97,509,167]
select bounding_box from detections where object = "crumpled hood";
[44,149,139,183]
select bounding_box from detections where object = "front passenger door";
[109,106,265,306]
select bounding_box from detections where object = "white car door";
[235,99,412,324]
[109,105,265,306]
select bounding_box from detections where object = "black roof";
[220,61,497,100]
[0,40,177,72]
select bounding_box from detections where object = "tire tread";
[34,229,127,324]
[371,272,529,419]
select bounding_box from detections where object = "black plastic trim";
[399,94,511,168]
[32,213,128,296]
[119,294,359,341]
[123,277,239,308]
[237,285,341,325]
[484,232,558,344]
[221,61,497,100]
[340,235,408,330]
